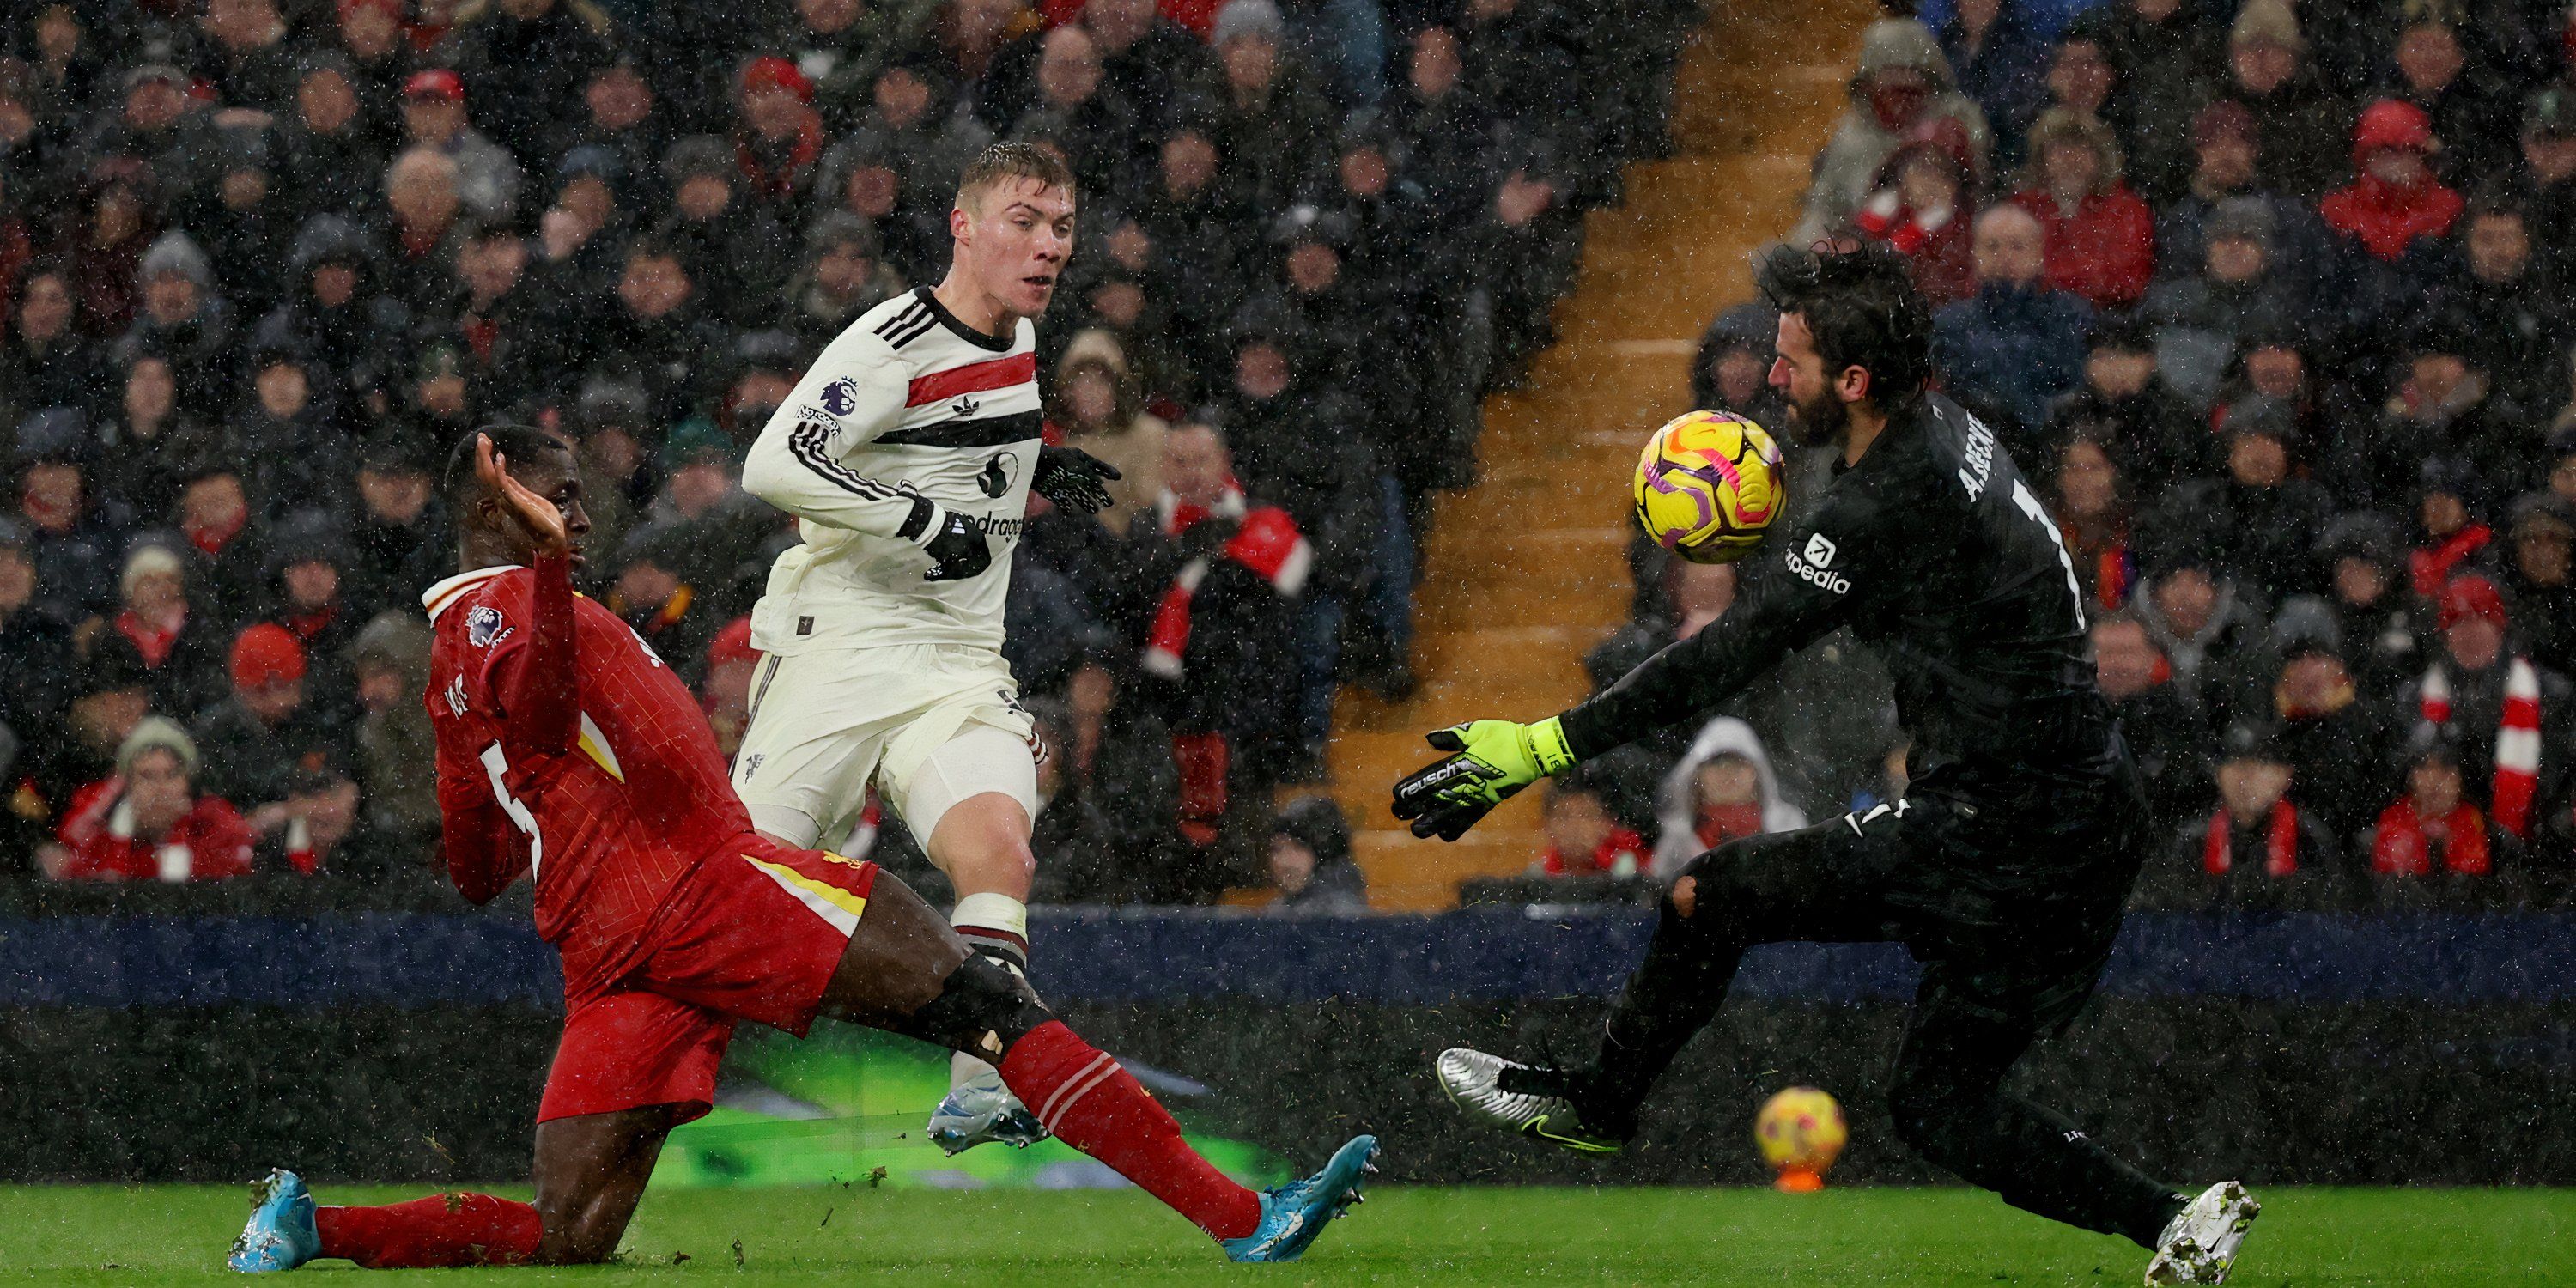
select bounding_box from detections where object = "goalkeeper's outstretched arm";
[1393,510,1872,841]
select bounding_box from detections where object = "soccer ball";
[1632,410,1786,564]
[1754,1086,1847,1193]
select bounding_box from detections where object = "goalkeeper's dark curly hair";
[1753,240,1934,410]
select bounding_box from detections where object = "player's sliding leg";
[1443,823,1886,1150]
[816,868,1376,1262]
[231,1109,673,1271]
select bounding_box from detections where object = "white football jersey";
[741,287,1042,655]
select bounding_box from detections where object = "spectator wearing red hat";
[2008,107,2154,308]
[2321,99,2463,264]
[398,67,522,222]
[446,0,615,165]
[735,55,824,206]
[49,716,256,881]
[2395,574,2573,843]
[190,620,343,833]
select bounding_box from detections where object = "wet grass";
[0,1183,2568,1285]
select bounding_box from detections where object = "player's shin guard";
[999,1019,1262,1242]
[1588,881,1747,1117]
[951,892,1032,1084]
[313,1194,543,1268]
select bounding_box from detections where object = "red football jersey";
[425,558,754,998]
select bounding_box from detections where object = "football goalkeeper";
[1395,242,2258,1287]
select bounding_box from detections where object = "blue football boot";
[1221,1134,1379,1263]
[227,1170,320,1273]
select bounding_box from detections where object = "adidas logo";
[951,396,981,418]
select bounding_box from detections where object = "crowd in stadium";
[0,0,1698,898]
[1558,0,2576,913]
[9,0,2568,914]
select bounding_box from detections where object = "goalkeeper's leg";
[1886,972,2185,1248]
[1446,816,1903,1145]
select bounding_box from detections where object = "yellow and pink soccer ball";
[1632,410,1786,564]
[1754,1085,1848,1192]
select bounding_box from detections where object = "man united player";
[227,428,1373,1272]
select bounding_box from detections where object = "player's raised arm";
[1391,524,1864,841]
[476,434,579,758]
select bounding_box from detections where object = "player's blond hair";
[955,141,1077,214]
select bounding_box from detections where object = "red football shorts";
[536,835,879,1125]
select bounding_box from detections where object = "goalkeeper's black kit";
[1560,390,2185,1247]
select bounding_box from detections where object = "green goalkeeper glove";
[1390,717,1576,841]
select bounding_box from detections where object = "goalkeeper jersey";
[742,287,1042,656]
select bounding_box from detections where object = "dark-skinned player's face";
[489,447,594,570]
[1769,312,1850,448]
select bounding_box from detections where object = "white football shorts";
[731,643,1040,848]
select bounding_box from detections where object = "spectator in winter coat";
[118,233,237,404]
[2138,196,2308,407]
[1536,769,1649,879]
[2095,611,2213,834]
[2133,538,2275,731]
[2,266,99,421]
[1935,0,2051,165]
[784,211,906,349]
[2302,510,2425,698]
[2395,574,2574,842]
[2370,738,2517,896]
[605,521,720,689]
[2264,598,2395,841]
[2199,0,2352,200]
[2068,0,2227,204]
[1649,716,1807,878]
[49,716,255,882]
[2321,100,2464,264]
[2161,720,2352,911]
[397,70,521,222]
[191,620,341,842]
[2047,434,2139,614]
[734,57,827,208]
[2505,495,2576,682]
[343,435,450,624]
[115,541,232,720]
[2516,85,2576,288]
[2404,456,2501,603]
[13,411,117,620]
[1931,204,2091,435]
[350,609,436,852]
[2037,313,2216,484]
[1051,331,1167,534]
[283,52,391,219]
[1791,19,1992,247]
[1690,302,1792,434]
[255,215,410,419]
[2155,100,2334,306]
[653,135,794,330]
[1267,793,1367,910]
[2009,107,2155,308]
[1851,124,1981,307]
[2161,396,2335,603]
[2383,19,2516,190]
[2432,196,2567,420]
[2347,332,2522,521]
[447,0,615,167]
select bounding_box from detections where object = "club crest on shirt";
[817,376,863,419]
[467,605,513,648]
[978,449,1018,498]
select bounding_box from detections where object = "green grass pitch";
[3,1184,2569,1285]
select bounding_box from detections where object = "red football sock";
[314,1194,544,1268]
[999,1020,1261,1241]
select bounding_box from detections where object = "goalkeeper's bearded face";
[1770,313,1851,449]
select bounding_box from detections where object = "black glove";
[1171,516,1239,562]
[919,507,993,581]
[1033,446,1121,515]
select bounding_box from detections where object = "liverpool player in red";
[227,427,1375,1272]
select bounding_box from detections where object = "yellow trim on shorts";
[741,853,870,925]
